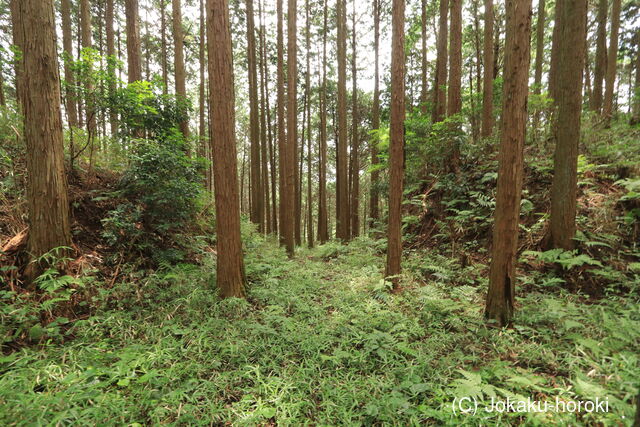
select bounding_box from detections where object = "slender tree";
[0,58,4,107]
[317,0,329,243]
[591,0,608,112]
[106,0,118,135]
[173,0,190,138]
[485,0,532,326]
[288,0,299,252]
[369,0,381,230]
[631,30,640,126]
[420,0,428,112]
[258,0,271,234]
[532,0,545,130]
[336,0,350,241]
[277,0,291,251]
[246,0,263,231]
[433,0,449,123]
[350,0,360,238]
[161,0,169,94]
[548,3,560,100]
[80,0,97,142]
[207,0,246,298]
[126,0,143,83]
[386,0,405,289]
[447,0,462,172]
[61,0,79,131]
[548,0,588,250]
[481,0,494,137]
[602,0,621,127]
[11,0,73,278]
[304,0,314,247]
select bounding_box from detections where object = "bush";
[102,130,205,258]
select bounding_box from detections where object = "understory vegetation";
[1,231,638,425]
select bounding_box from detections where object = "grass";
[1,232,639,425]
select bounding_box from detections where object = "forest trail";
[1,235,638,425]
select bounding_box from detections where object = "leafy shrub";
[102,130,205,258]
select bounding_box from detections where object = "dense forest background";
[0,0,639,424]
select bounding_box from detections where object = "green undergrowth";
[1,233,638,425]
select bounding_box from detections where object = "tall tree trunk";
[283,0,297,256]
[548,0,588,250]
[207,0,246,298]
[61,0,79,130]
[485,0,532,326]
[161,0,169,95]
[336,0,350,241]
[173,0,190,139]
[106,0,118,135]
[246,0,263,231]
[631,31,640,125]
[447,0,462,172]
[11,0,73,278]
[385,0,405,289]
[0,59,4,106]
[548,3,560,101]
[277,0,290,249]
[305,0,313,247]
[369,0,380,230]
[258,0,271,234]
[532,0,545,131]
[481,0,494,137]
[350,0,360,239]
[433,0,449,123]
[317,0,329,243]
[420,0,428,112]
[126,0,143,83]
[80,0,97,145]
[261,6,277,234]
[602,0,621,127]
[199,0,206,156]
[591,0,607,112]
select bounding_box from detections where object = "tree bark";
[336,0,350,241]
[602,0,621,127]
[126,0,143,83]
[246,0,263,231]
[631,31,640,125]
[80,0,97,142]
[318,0,329,243]
[11,0,73,277]
[369,0,381,231]
[290,0,301,249]
[350,0,360,239]
[0,58,4,107]
[481,0,495,138]
[61,0,79,130]
[305,0,314,247]
[420,0,428,113]
[106,0,118,135]
[277,0,291,250]
[548,3,560,101]
[548,0,588,250]
[432,0,449,123]
[258,0,271,234]
[161,0,169,94]
[447,0,462,172]
[485,0,532,326]
[207,0,246,298]
[386,0,405,289]
[591,0,607,112]
[532,0,545,130]
[173,0,190,139]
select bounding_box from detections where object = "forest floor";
[1,231,638,425]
